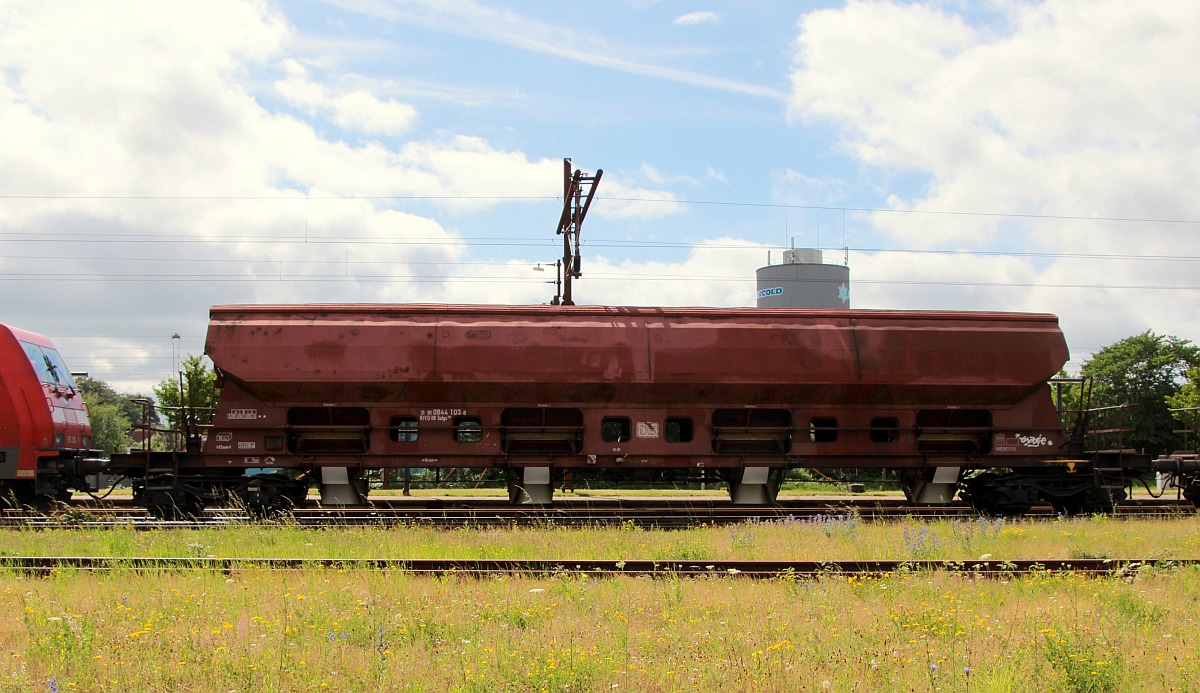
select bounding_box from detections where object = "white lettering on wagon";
[636,422,660,439]
[993,433,1053,453]
[419,408,466,423]
[227,408,259,420]
[1016,434,1051,448]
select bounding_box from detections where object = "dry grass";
[1,515,1198,691]
[6,514,1199,563]
[2,567,1198,691]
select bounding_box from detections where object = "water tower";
[756,248,850,308]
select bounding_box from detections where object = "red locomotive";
[107,303,1163,516]
[0,324,102,506]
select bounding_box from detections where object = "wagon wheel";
[0,482,71,512]
[145,490,205,520]
[1048,493,1087,516]
[1184,481,1200,509]
[1077,486,1124,514]
[0,483,36,511]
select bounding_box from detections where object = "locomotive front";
[0,324,103,505]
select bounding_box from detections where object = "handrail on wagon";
[1169,406,1200,452]
[127,397,216,453]
[1047,377,1143,454]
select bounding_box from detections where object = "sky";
[2,0,1200,394]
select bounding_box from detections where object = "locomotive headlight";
[54,432,65,447]
[82,435,91,449]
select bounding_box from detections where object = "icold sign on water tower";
[755,248,850,309]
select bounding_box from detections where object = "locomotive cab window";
[665,417,694,443]
[870,417,899,443]
[454,416,483,443]
[390,416,419,443]
[19,341,77,388]
[809,417,838,443]
[601,417,631,443]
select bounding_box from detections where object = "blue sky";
[271,0,848,256]
[2,0,1200,391]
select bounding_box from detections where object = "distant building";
[755,248,850,309]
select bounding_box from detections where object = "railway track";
[2,497,1192,528]
[0,556,1192,578]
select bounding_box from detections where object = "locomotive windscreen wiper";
[44,354,61,385]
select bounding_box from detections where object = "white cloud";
[788,0,1200,353]
[275,60,418,135]
[0,0,682,390]
[573,238,768,307]
[430,236,768,308]
[674,12,720,26]
[595,178,685,220]
[790,1,1200,241]
[638,163,700,187]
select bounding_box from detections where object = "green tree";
[77,377,157,426]
[1080,331,1199,457]
[153,355,218,435]
[1049,369,1087,433]
[78,376,158,457]
[1165,364,1200,448]
[87,402,131,458]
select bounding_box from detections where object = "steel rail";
[2,499,1193,529]
[84,496,1191,510]
[0,556,1192,578]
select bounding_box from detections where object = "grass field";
[10,513,1200,562]
[2,515,1198,691]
